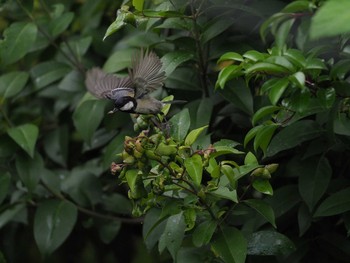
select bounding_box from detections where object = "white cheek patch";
[120,101,134,111]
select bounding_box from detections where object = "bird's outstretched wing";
[129,50,166,98]
[85,68,134,99]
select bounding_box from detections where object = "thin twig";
[41,182,143,224]
[16,0,85,74]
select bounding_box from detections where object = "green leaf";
[62,169,103,206]
[59,37,92,63]
[334,113,350,136]
[156,17,193,31]
[305,57,327,70]
[184,154,203,187]
[43,125,68,167]
[161,51,194,77]
[0,71,29,98]
[266,56,296,72]
[7,124,39,158]
[73,99,107,144]
[212,145,244,158]
[284,49,306,68]
[133,0,144,11]
[97,220,121,244]
[268,78,290,105]
[206,157,220,178]
[252,178,273,195]
[201,18,235,44]
[103,193,132,215]
[58,69,84,92]
[0,22,37,65]
[103,131,129,169]
[125,169,139,195]
[30,61,71,89]
[299,157,332,211]
[159,95,174,116]
[218,52,244,63]
[218,79,253,115]
[192,220,217,247]
[266,185,300,218]
[184,125,208,146]
[260,13,289,42]
[310,0,350,39]
[254,124,279,155]
[165,67,200,90]
[314,187,350,217]
[247,231,295,255]
[169,108,190,141]
[143,209,167,250]
[289,71,305,88]
[220,165,236,188]
[192,98,213,129]
[49,12,74,37]
[34,200,77,256]
[158,212,186,261]
[267,120,324,157]
[183,208,196,230]
[252,106,281,125]
[317,88,335,109]
[16,152,43,193]
[233,164,261,181]
[0,203,26,229]
[103,48,134,73]
[209,186,238,202]
[298,203,312,236]
[216,65,242,89]
[0,172,10,205]
[243,50,266,62]
[103,9,129,41]
[244,125,262,147]
[281,1,312,12]
[139,10,188,18]
[276,18,295,50]
[245,62,291,75]
[214,139,240,148]
[212,227,247,263]
[244,199,276,228]
[244,152,258,165]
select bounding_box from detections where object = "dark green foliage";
[1,0,350,262]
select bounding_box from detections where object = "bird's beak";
[108,108,118,114]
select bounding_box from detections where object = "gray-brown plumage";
[85,49,166,114]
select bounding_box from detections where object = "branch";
[41,182,143,224]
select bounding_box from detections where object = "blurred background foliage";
[1,0,350,262]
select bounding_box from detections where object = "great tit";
[85,50,168,115]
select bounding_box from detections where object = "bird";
[85,49,169,115]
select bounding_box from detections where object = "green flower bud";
[155,142,177,156]
[149,133,162,145]
[133,149,144,159]
[145,150,161,161]
[265,163,278,174]
[251,167,265,177]
[261,168,271,179]
[122,151,135,164]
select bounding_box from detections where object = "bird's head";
[113,96,137,113]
